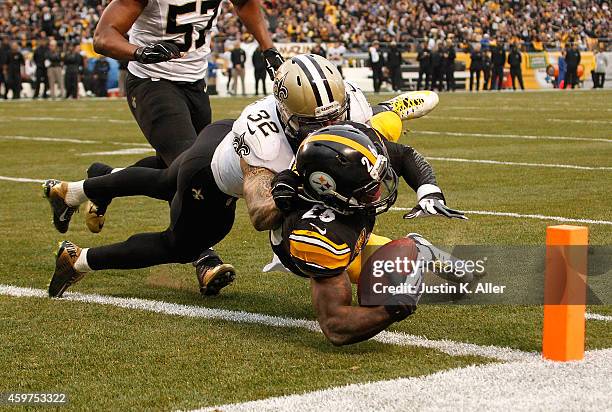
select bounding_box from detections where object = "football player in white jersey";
[86,0,283,293]
[42,54,443,298]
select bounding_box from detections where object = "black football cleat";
[49,241,86,298]
[43,179,78,234]
[194,259,236,296]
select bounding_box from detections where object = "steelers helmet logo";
[309,172,336,194]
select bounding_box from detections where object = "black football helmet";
[295,123,398,215]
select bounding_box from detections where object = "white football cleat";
[380,91,439,121]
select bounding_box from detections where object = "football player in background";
[87,0,284,294]
[43,54,441,297]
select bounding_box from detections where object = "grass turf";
[0,90,610,409]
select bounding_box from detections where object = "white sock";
[74,248,92,273]
[65,180,88,206]
[111,167,124,174]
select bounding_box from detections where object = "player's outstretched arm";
[231,0,283,79]
[231,0,274,50]
[310,274,401,346]
[94,0,146,60]
[241,159,283,231]
[384,140,466,220]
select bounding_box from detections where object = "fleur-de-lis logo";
[192,188,204,200]
[232,132,251,157]
[273,72,289,100]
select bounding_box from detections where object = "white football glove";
[404,197,467,220]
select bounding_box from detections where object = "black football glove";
[134,41,181,64]
[383,265,423,322]
[263,47,284,80]
[403,193,467,220]
[271,169,300,213]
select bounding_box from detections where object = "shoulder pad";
[288,229,352,277]
[232,97,283,164]
[346,81,373,123]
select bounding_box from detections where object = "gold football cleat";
[85,201,105,234]
[196,263,236,296]
[49,240,87,298]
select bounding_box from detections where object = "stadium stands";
[0,0,609,52]
[0,1,103,49]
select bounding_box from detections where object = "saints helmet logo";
[232,132,251,157]
[273,72,289,100]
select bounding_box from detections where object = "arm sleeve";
[384,140,440,197]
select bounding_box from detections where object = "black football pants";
[125,72,212,168]
[83,120,236,270]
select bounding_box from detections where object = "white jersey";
[128,0,222,82]
[328,45,346,67]
[211,81,373,198]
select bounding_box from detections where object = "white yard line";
[426,156,612,171]
[0,176,44,183]
[585,312,612,322]
[2,173,610,225]
[441,106,612,112]
[0,135,148,147]
[391,207,612,225]
[0,284,535,362]
[0,116,133,124]
[79,148,155,156]
[415,130,612,143]
[426,116,612,124]
[547,118,612,125]
[201,348,612,412]
[427,115,491,121]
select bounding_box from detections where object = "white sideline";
[586,312,612,322]
[426,156,612,171]
[391,207,612,226]
[0,284,535,362]
[0,134,149,147]
[201,349,612,412]
[415,130,612,143]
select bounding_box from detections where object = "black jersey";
[271,204,374,278]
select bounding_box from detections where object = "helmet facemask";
[285,95,350,143]
[318,154,398,216]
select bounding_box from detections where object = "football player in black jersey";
[270,123,466,345]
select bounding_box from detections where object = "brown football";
[358,237,419,306]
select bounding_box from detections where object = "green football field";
[0,90,610,410]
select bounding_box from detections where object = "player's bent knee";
[161,231,200,264]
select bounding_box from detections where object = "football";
[358,237,420,307]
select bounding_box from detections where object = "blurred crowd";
[220,0,610,51]
[0,0,609,53]
[0,1,105,50]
